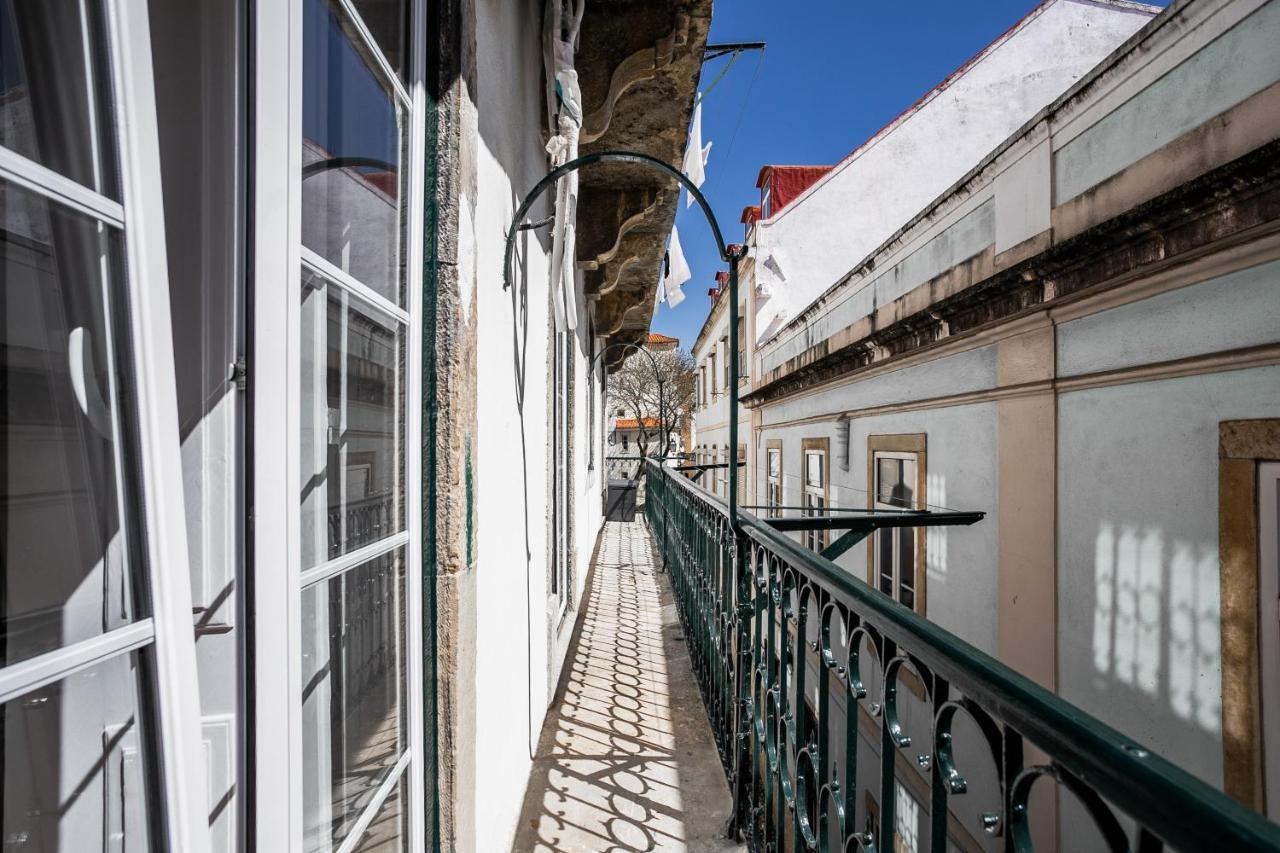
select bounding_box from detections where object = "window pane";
[300,270,406,568]
[878,529,893,595]
[2,651,155,851]
[900,459,916,509]
[348,0,407,81]
[302,0,405,305]
[0,0,119,198]
[899,528,915,597]
[806,452,823,487]
[352,772,408,852]
[767,449,779,478]
[876,458,898,503]
[2,180,144,665]
[302,548,407,852]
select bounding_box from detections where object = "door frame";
[1218,419,1280,812]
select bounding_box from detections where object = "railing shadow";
[513,520,738,852]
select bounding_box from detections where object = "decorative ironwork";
[645,459,1280,852]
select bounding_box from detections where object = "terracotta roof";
[615,417,660,430]
[646,332,679,345]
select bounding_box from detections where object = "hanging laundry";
[664,226,691,308]
[682,99,712,207]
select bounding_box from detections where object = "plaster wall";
[469,1,601,849]
[752,0,1153,335]
[1057,257,1280,376]
[1057,364,1280,788]
[1053,0,1280,202]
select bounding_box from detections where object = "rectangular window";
[802,439,829,552]
[894,781,921,853]
[736,317,745,383]
[709,352,717,397]
[737,444,746,504]
[721,335,729,386]
[766,443,782,517]
[874,450,921,611]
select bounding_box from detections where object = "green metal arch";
[502,150,735,293]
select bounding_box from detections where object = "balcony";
[521,460,1280,852]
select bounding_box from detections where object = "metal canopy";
[740,504,985,561]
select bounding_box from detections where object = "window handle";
[68,327,113,439]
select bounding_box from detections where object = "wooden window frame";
[867,434,927,616]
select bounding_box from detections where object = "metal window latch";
[228,356,247,391]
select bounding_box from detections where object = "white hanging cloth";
[664,226,691,310]
[682,99,712,207]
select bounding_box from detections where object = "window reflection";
[1,179,143,666]
[352,775,407,852]
[1,652,154,851]
[0,0,119,198]
[301,0,404,305]
[300,270,405,569]
[348,0,408,81]
[301,549,407,852]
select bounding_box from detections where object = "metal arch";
[503,148,746,516]
[502,149,735,294]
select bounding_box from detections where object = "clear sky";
[652,0,1166,350]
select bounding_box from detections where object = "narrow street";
[515,520,742,852]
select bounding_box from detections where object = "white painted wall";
[751,0,1155,344]
[471,0,602,848]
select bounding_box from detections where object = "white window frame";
[252,0,428,849]
[0,0,212,848]
[874,450,920,611]
[766,445,782,518]
[802,444,828,552]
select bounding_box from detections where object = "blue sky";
[653,0,1165,349]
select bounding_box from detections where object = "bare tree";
[607,348,695,459]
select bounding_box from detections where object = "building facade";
[710,0,1280,841]
[0,0,707,851]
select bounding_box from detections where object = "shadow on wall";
[1087,521,1221,740]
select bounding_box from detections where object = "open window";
[801,438,829,552]
[869,434,927,614]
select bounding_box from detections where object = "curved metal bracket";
[502,149,734,293]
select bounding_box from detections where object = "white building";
[749,0,1159,344]
[733,0,1280,842]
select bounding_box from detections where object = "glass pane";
[806,452,823,487]
[300,270,406,569]
[0,0,119,198]
[348,0,407,81]
[2,651,155,851]
[876,458,898,503]
[878,529,893,594]
[352,771,408,852]
[2,179,143,665]
[767,449,779,478]
[302,548,407,852]
[899,528,915,597]
[900,459,916,508]
[302,0,405,305]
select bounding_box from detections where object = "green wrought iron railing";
[643,458,1280,852]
